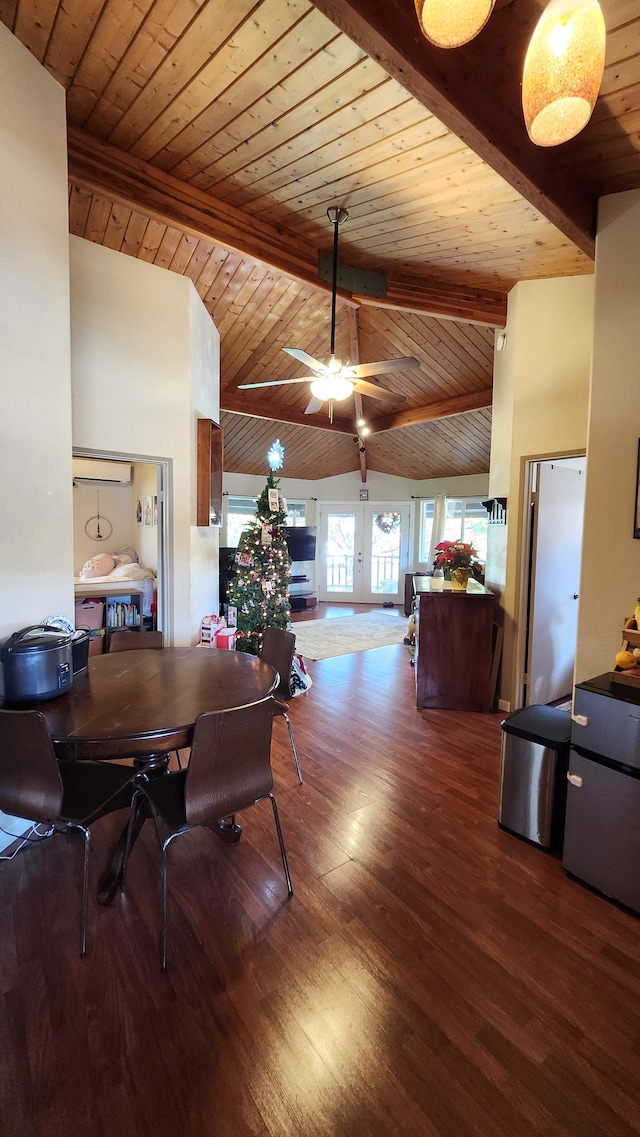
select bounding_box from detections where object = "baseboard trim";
[498,698,511,713]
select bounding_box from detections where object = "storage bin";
[88,628,105,656]
[498,704,572,850]
[74,599,104,631]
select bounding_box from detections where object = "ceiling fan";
[238,208,420,420]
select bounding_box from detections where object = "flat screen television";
[285,525,317,562]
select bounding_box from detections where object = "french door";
[317,503,411,604]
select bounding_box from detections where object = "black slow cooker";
[0,625,73,703]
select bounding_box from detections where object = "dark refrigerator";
[563,673,640,915]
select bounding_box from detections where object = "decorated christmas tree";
[229,451,291,655]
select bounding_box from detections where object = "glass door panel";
[319,510,359,601]
[318,504,410,604]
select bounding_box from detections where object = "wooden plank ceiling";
[3,0,639,480]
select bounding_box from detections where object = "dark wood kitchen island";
[413,577,495,712]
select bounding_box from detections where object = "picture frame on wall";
[136,497,143,526]
[153,495,158,526]
[634,440,640,538]
[144,496,153,526]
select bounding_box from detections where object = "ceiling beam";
[369,389,493,433]
[309,0,596,259]
[68,128,513,326]
[222,387,493,434]
[358,275,508,328]
[67,127,352,303]
[221,393,355,433]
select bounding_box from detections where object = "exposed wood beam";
[348,309,368,483]
[369,388,493,433]
[222,387,493,434]
[309,0,596,259]
[68,128,512,325]
[67,127,357,303]
[221,393,355,433]
[357,276,508,328]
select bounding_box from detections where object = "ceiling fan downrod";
[327,207,348,357]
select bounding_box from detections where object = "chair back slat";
[109,631,163,653]
[185,699,274,826]
[260,627,296,701]
[0,709,63,821]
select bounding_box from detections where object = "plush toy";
[79,553,116,579]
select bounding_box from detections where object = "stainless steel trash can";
[498,705,572,850]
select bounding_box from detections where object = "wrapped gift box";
[215,628,236,650]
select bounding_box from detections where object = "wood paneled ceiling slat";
[181,43,373,188]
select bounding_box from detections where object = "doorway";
[72,451,172,643]
[316,502,411,604]
[519,455,586,707]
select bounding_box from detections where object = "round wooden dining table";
[38,645,278,761]
[33,646,278,903]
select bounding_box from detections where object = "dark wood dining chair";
[260,626,303,783]
[0,708,136,957]
[108,630,163,652]
[127,697,293,971]
[107,629,183,767]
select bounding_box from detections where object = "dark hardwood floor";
[2,618,640,1137]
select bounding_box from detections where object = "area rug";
[292,610,406,661]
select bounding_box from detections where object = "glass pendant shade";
[310,375,354,403]
[523,0,606,146]
[414,0,495,48]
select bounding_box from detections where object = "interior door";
[526,462,585,705]
[317,503,410,604]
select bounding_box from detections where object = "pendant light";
[523,0,606,147]
[414,0,495,48]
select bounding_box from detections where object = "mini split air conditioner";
[72,458,133,485]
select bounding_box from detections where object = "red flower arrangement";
[433,540,479,573]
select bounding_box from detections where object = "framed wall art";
[634,439,640,538]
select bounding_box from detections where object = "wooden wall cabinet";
[414,581,495,712]
[197,418,223,527]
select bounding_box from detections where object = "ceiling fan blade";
[237,376,313,390]
[304,396,325,415]
[353,379,407,404]
[349,356,420,379]
[283,347,324,372]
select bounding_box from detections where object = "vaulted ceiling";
[3,0,639,480]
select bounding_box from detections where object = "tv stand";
[290,594,317,611]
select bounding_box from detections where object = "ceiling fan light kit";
[237,209,417,422]
[414,0,495,47]
[310,374,354,403]
[522,0,606,147]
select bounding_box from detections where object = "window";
[420,496,488,566]
[225,497,307,546]
[442,498,488,562]
[225,496,256,546]
[419,499,435,563]
[286,502,306,526]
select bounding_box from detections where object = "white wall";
[488,275,594,708]
[0,26,74,848]
[576,189,640,682]
[70,237,220,644]
[0,24,74,638]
